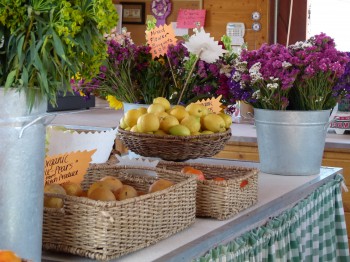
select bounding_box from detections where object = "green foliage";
[0,0,118,109]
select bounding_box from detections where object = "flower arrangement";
[166,33,237,108]
[73,27,173,108]
[334,52,350,99]
[74,25,237,111]
[0,0,118,109]
[229,33,350,111]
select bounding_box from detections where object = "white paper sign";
[46,126,117,163]
[171,22,189,36]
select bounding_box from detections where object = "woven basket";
[42,165,197,261]
[117,127,232,161]
[158,161,259,220]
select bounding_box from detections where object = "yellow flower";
[106,95,123,110]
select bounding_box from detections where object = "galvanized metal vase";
[254,108,331,176]
[0,88,48,261]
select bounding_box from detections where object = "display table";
[49,107,350,149]
[41,158,349,261]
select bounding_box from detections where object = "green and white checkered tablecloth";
[195,175,350,262]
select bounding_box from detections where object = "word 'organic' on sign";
[44,150,96,185]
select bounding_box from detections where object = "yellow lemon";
[185,103,209,117]
[137,113,160,132]
[147,103,165,114]
[218,112,233,129]
[202,114,226,133]
[159,115,179,133]
[169,124,191,136]
[119,117,128,129]
[153,97,171,110]
[124,109,143,128]
[181,115,201,133]
[169,106,189,122]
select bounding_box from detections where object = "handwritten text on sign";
[194,95,222,114]
[177,9,206,29]
[146,24,177,59]
[44,150,96,185]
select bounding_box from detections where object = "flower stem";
[167,56,178,91]
[177,49,203,104]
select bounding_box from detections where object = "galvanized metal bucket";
[0,89,52,261]
[254,108,331,176]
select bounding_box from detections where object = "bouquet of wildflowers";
[166,31,237,108]
[334,52,350,99]
[229,33,350,111]
[73,28,173,108]
[74,25,237,111]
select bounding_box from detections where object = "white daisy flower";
[183,28,228,63]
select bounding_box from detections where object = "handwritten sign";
[195,95,222,114]
[44,150,96,186]
[146,24,177,59]
[177,9,206,29]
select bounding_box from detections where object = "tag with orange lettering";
[44,150,96,185]
[194,95,223,113]
[146,24,177,59]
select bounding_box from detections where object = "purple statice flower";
[229,33,350,110]
[229,43,298,110]
[334,52,350,99]
[197,61,208,78]
[167,41,189,68]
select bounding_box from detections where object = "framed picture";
[121,2,146,24]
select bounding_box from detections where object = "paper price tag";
[44,150,96,185]
[146,24,177,59]
[194,95,222,114]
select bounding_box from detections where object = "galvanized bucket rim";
[253,108,331,113]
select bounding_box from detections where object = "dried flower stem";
[177,48,203,104]
[167,56,179,91]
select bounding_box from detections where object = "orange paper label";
[146,24,177,59]
[194,95,222,113]
[44,150,96,185]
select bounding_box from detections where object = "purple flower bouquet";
[229,33,350,111]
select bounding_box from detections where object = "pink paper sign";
[177,9,206,29]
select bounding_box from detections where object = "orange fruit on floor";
[0,250,21,262]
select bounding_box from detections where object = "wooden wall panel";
[113,0,270,50]
[203,0,270,50]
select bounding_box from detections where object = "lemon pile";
[119,97,232,136]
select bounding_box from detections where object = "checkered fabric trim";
[195,174,350,262]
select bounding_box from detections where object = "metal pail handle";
[19,113,57,138]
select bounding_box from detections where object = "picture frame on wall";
[121,2,146,24]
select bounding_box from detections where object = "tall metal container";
[0,89,48,261]
[254,108,331,176]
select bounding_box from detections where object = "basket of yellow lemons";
[117,97,232,161]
